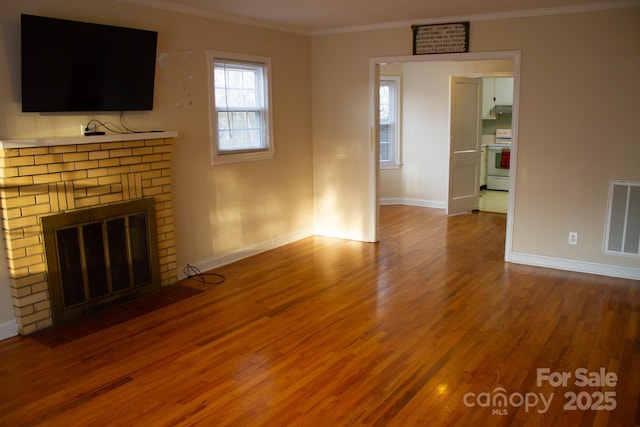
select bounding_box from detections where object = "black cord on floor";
[183,264,225,285]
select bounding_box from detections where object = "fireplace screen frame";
[42,198,161,325]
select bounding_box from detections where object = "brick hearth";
[0,133,178,335]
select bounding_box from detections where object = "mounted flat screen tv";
[21,14,158,112]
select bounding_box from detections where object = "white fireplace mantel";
[0,131,178,149]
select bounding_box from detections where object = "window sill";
[212,150,275,165]
[380,162,402,170]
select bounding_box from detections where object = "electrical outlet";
[82,123,97,135]
[568,232,578,245]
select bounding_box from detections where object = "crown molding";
[116,0,640,37]
[313,0,640,35]
[115,0,311,35]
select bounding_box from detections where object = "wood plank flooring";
[0,205,638,426]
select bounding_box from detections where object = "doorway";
[371,51,521,261]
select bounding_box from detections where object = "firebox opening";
[42,198,160,325]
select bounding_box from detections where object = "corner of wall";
[0,319,19,341]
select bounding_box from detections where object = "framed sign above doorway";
[412,22,470,55]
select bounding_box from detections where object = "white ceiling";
[119,0,636,34]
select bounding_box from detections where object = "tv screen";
[21,14,158,112]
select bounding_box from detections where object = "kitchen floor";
[479,189,508,213]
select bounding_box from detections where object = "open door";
[447,76,482,215]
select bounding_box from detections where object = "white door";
[447,76,482,215]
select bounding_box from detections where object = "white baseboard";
[315,199,445,242]
[377,202,638,280]
[313,230,373,242]
[179,229,314,279]
[510,252,640,280]
[380,198,446,209]
[379,197,404,205]
[0,319,18,341]
[178,220,639,283]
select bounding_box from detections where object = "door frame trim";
[369,50,521,262]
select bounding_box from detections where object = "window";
[379,77,401,168]
[207,51,274,165]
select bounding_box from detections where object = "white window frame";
[379,76,401,169]
[207,51,275,165]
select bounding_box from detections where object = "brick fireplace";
[0,132,178,335]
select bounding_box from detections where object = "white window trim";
[379,76,401,170]
[207,50,275,165]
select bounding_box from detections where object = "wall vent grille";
[604,180,640,257]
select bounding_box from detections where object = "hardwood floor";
[1,205,638,426]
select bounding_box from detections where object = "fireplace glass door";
[43,198,160,324]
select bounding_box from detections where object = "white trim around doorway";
[369,50,522,263]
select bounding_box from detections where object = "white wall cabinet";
[494,78,514,105]
[482,78,496,119]
[482,77,514,119]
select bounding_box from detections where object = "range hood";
[491,104,512,115]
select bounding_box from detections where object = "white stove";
[495,128,512,144]
[487,129,511,191]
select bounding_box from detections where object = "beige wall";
[0,234,12,330]
[0,0,314,327]
[312,8,640,269]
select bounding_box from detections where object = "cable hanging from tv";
[83,112,162,136]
